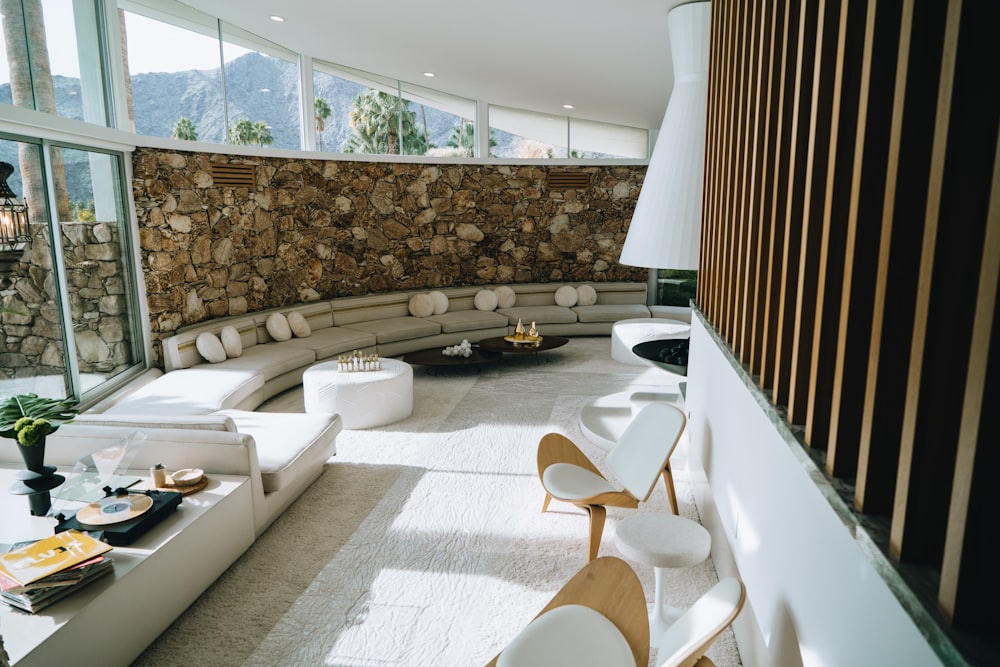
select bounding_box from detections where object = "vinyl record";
[76,493,154,526]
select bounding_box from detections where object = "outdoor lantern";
[0,161,30,286]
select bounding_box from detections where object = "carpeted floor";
[131,337,741,667]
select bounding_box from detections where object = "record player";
[54,486,183,546]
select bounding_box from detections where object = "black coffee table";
[632,338,689,376]
[477,335,570,364]
[402,345,502,373]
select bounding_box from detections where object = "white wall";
[685,315,946,667]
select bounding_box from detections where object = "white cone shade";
[620,1,711,270]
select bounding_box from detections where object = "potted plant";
[0,393,78,469]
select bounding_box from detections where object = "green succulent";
[0,394,78,447]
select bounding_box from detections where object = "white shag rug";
[131,337,741,667]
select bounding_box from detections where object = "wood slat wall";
[697,0,998,637]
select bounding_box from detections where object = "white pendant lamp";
[620,0,711,270]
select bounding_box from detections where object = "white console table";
[0,467,255,667]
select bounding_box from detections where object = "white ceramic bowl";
[171,468,204,486]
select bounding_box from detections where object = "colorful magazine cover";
[0,530,111,587]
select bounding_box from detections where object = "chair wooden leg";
[583,504,607,562]
[541,492,552,513]
[662,463,679,515]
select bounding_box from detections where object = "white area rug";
[132,337,741,667]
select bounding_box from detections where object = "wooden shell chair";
[654,577,746,667]
[538,401,685,562]
[485,556,650,667]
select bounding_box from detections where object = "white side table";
[303,358,413,429]
[611,318,691,366]
[614,512,711,644]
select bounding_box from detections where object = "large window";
[490,105,648,159]
[0,134,143,403]
[0,0,111,125]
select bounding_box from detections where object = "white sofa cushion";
[216,409,341,494]
[576,284,598,306]
[266,312,292,341]
[497,305,578,325]
[474,289,499,311]
[196,332,227,364]
[287,311,311,337]
[408,293,435,318]
[103,368,265,416]
[494,286,516,308]
[425,309,510,334]
[555,285,579,307]
[342,316,441,344]
[220,325,243,358]
[74,413,239,433]
[428,290,449,315]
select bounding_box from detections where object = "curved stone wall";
[131,148,647,364]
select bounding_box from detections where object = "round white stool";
[611,318,691,366]
[614,512,711,643]
[302,357,413,429]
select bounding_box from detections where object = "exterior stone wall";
[132,148,647,366]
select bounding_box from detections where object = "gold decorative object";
[506,319,543,346]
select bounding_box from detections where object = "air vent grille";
[546,171,591,191]
[210,163,256,187]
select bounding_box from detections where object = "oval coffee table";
[402,345,501,374]
[477,335,569,365]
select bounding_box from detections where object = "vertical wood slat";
[855,0,945,514]
[719,0,741,339]
[939,125,1000,629]
[728,0,754,351]
[787,0,839,425]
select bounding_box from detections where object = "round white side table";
[303,357,413,429]
[614,512,711,644]
[611,318,691,366]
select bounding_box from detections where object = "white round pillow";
[555,285,579,307]
[196,332,227,364]
[428,290,449,315]
[408,293,435,318]
[265,312,292,342]
[494,285,516,309]
[287,311,311,337]
[219,325,243,358]
[576,284,598,306]
[474,289,499,311]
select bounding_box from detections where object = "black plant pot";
[9,435,65,516]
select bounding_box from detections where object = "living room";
[2,0,996,666]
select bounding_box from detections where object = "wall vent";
[546,171,591,191]
[210,163,256,187]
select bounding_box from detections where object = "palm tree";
[343,90,426,155]
[252,121,273,147]
[315,98,331,151]
[172,117,198,141]
[446,120,497,157]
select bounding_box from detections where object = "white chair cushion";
[555,285,579,307]
[287,311,311,337]
[542,463,617,501]
[195,332,227,364]
[494,285,516,309]
[408,293,435,318]
[655,578,744,667]
[220,325,243,358]
[474,289,499,311]
[577,284,598,306]
[497,604,635,667]
[428,290,449,315]
[266,312,292,341]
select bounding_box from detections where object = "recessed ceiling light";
[563,104,575,109]
[260,88,271,93]
[423,72,435,77]
[269,15,285,22]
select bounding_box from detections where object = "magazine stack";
[0,530,114,613]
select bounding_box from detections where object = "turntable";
[55,486,183,546]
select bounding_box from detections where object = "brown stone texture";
[130,148,647,365]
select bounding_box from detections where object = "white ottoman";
[611,318,691,366]
[614,512,711,643]
[303,358,413,429]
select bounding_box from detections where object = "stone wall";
[132,148,647,366]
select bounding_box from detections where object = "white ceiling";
[179,0,691,133]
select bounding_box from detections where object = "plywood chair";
[485,556,650,667]
[654,577,746,667]
[538,402,686,562]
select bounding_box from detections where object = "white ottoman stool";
[611,318,691,366]
[303,358,413,429]
[614,512,711,643]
